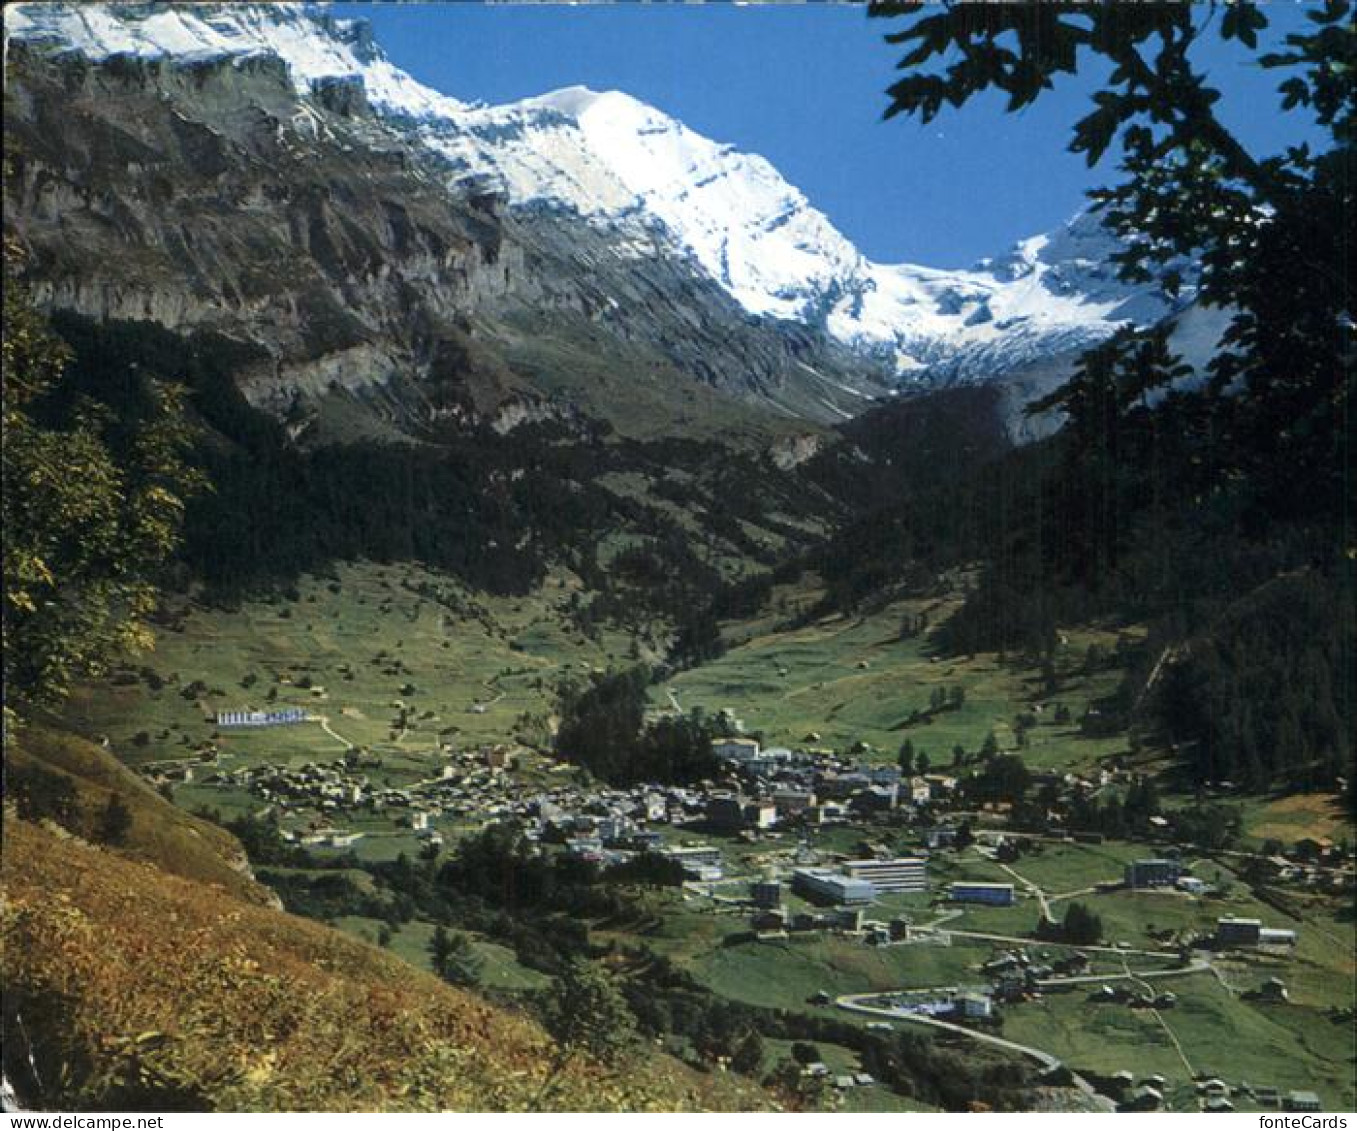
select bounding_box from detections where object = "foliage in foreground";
[2,250,201,705]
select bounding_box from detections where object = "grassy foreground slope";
[6,724,275,905]
[0,731,774,1113]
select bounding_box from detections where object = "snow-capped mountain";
[3,1,1180,394]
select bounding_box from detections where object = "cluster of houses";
[185,728,961,865]
[1112,1073,1325,1114]
[162,721,1330,979]
[982,946,1092,1002]
[797,1062,878,1093]
[1252,840,1355,896]
[711,737,959,822]
[195,744,528,848]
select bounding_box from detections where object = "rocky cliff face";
[3,37,889,440]
[5,2,1207,447]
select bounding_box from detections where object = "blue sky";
[346,3,1318,270]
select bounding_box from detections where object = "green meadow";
[661,585,1137,773]
[64,561,634,770]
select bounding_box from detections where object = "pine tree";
[730,1028,766,1075]
[429,924,453,977]
[897,739,915,776]
[541,960,636,1068]
[97,795,133,846]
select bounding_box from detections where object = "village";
[136,704,1354,1114]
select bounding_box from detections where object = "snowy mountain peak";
[531,85,614,118]
[5,2,1180,389]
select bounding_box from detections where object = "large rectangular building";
[949,882,1015,906]
[1125,859,1183,889]
[661,845,723,880]
[1216,917,1263,945]
[792,868,876,905]
[842,857,928,894]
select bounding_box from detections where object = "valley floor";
[14,560,1355,1113]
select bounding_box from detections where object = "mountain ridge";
[4,1,1187,405]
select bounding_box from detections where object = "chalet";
[750,880,783,908]
[1293,837,1334,862]
[772,788,816,815]
[484,747,515,770]
[706,795,746,831]
[1125,1086,1163,1111]
[744,801,778,829]
[849,785,899,813]
[925,825,958,849]
[1109,1070,1135,1096]
[922,773,957,795]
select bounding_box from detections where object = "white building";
[713,737,761,763]
[958,993,993,1019]
[662,845,725,880]
[792,868,876,905]
[746,803,777,829]
[843,857,928,893]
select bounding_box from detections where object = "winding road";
[316,714,357,750]
[835,959,1214,1110]
[837,990,1067,1073]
